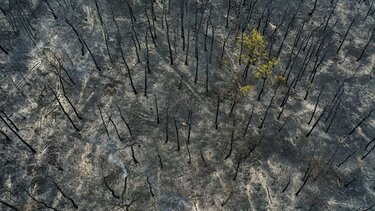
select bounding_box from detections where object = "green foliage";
[239,29,279,79]
[254,58,280,79]
[236,84,256,101]
[240,29,267,64]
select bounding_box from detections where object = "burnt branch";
[0,114,36,154]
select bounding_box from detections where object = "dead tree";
[0,129,10,141]
[165,103,170,143]
[243,0,258,30]
[209,22,216,64]
[57,71,83,120]
[226,0,232,29]
[243,106,254,137]
[322,1,338,33]
[145,30,151,74]
[225,118,236,159]
[187,108,193,144]
[103,174,120,199]
[109,118,123,141]
[0,110,19,131]
[308,0,318,16]
[146,177,155,198]
[144,65,148,97]
[174,116,180,151]
[0,5,19,36]
[94,0,114,64]
[0,44,8,55]
[130,24,141,53]
[306,107,327,137]
[257,77,267,101]
[112,10,138,95]
[325,102,340,133]
[51,88,80,131]
[363,0,374,21]
[357,27,375,62]
[365,136,375,151]
[180,0,185,51]
[124,0,137,22]
[234,135,264,180]
[165,16,174,65]
[131,144,139,164]
[215,97,220,130]
[65,19,102,71]
[258,94,275,129]
[49,177,78,209]
[154,94,160,124]
[262,4,274,35]
[185,22,191,65]
[337,150,356,168]
[0,200,18,211]
[25,189,57,210]
[336,14,358,54]
[280,77,297,108]
[295,173,310,196]
[0,114,36,153]
[130,33,141,63]
[98,105,110,139]
[308,85,325,125]
[255,0,270,32]
[43,0,57,18]
[361,144,375,160]
[145,8,157,48]
[117,105,133,137]
[219,31,231,69]
[153,139,164,169]
[276,1,302,57]
[15,1,36,45]
[204,5,212,51]
[268,10,288,58]
[205,52,209,95]
[348,109,374,135]
[324,87,344,122]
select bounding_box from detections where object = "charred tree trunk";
[336,14,358,54]
[0,114,36,153]
[348,109,374,135]
[165,16,174,65]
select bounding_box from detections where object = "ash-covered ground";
[0,0,374,210]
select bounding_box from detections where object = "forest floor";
[0,0,375,210]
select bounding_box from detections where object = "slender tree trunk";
[337,14,358,54]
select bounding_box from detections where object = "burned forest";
[0,0,375,210]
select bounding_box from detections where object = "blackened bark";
[153,139,164,169]
[97,105,110,139]
[308,0,318,16]
[50,178,79,209]
[0,115,36,153]
[337,151,356,168]
[348,109,374,135]
[357,27,375,61]
[154,94,160,124]
[215,98,220,130]
[165,17,174,65]
[65,19,101,71]
[0,44,8,55]
[306,107,327,137]
[308,85,325,125]
[336,14,358,54]
[258,95,275,129]
[174,117,180,151]
[117,105,133,137]
[243,106,254,137]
